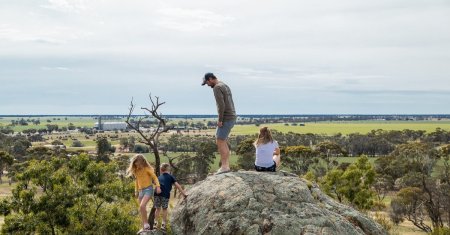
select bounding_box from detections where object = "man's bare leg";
[217,138,230,171]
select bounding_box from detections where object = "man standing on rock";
[202,72,236,174]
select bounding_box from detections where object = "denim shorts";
[216,119,235,140]
[138,186,154,199]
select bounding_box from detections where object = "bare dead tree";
[165,153,194,172]
[125,94,171,176]
[125,94,172,229]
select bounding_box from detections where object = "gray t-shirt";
[213,81,236,122]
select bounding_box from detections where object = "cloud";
[155,7,234,32]
[41,66,71,71]
[332,89,450,96]
[0,20,89,45]
[40,0,90,14]
[0,0,449,114]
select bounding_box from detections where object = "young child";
[154,163,187,230]
[127,154,161,233]
[254,127,281,172]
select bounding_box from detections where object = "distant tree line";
[236,114,448,124]
[158,128,450,158]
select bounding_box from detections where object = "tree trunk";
[421,175,443,229]
[148,207,157,230]
[150,144,160,230]
[153,146,160,176]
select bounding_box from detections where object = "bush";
[51,140,64,145]
[71,140,84,147]
[235,138,255,170]
[372,200,387,211]
[133,144,149,153]
[429,227,450,235]
[0,154,138,234]
[373,212,393,232]
[303,171,317,182]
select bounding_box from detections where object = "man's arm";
[213,87,225,124]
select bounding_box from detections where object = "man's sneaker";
[161,223,166,231]
[215,168,231,175]
[137,228,147,234]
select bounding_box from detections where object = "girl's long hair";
[126,154,153,177]
[254,126,274,146]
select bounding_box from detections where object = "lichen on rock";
[171,171,387,235]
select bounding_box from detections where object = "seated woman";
[254,127,281,172]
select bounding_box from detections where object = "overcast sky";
[1,0,449,115]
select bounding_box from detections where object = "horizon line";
[1,114,450,117]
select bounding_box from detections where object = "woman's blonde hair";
[254,126,274,146]
[126,154,153,177]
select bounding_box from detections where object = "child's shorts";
[154,196,170,209]
[138,186,154,199]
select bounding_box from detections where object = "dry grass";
[0,176,13,230]
[393,221,428,235]
[370,208,430,235]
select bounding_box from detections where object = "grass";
[231,120,450,135]
[0,176,15,231]
[393,222,428,235]
[0,177,14,198]
[370,211,428,235]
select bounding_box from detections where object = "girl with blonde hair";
[127,154,161,233]
[254,127,281,172]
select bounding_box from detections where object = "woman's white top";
[255,140,279,167]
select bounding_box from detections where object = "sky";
[1,0,450,115]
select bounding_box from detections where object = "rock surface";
[171,171,387,235]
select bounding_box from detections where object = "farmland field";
[0,116,96,132]
[2,116,450,135]
[231,120,450,135]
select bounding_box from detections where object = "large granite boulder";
[171,171,387,235]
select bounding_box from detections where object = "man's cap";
[201,72,216,86]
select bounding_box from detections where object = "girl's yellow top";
[134,166,160,191]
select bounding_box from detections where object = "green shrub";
[429,227,450,235]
